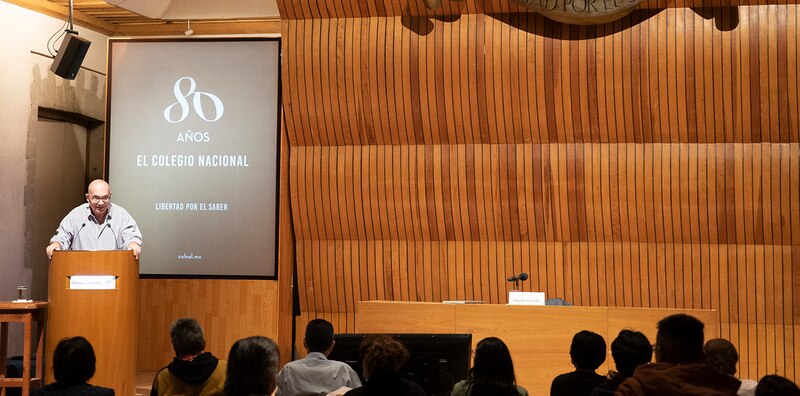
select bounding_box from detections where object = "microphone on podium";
[106,223,119,248]
[507,272,529,282]
[70,223,87,250]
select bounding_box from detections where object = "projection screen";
[107,38,280,278]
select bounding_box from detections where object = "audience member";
[224,336,280,396]
[616,314,740,395]
[276,319,362,395]
[151,318,227,396]
[344,335,425,396]
[33,336,114,396]
[589,330,651,396]
[450,337,528,396]
[550,330,608,396]
[755,375,800,396]
[704,338,757,396]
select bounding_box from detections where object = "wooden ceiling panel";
[5,0,282,35]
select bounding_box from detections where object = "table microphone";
[507,272,529,282]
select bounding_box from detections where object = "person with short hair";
[704,338,757,396]
[755,375,800,396]
[589,330,651,396]
[46,179,142,260]
[224,336,280,396]
[151,318,227,396]
[276,319,362,395]
[33,336,114,396]
[550,330,608,396]
[616,314,741,395]
[344,335,425,396]
[450,337,528,396]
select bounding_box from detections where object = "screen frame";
[105,37,282,280]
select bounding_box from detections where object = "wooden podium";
[46,251,138,396]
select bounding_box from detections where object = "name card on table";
[508,291,546,305]
[69,275,117,290]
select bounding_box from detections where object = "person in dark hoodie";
[151,318,227,396]
[615,314,741,396]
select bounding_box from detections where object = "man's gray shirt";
[276,352,362,396]
[50,203,142,251]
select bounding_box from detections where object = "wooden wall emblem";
[511,0,642,24]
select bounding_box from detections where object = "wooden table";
[0,301,47,396]
[357,301,719,396]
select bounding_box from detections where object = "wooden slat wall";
[279,2,800,383]
[137,279,280,370]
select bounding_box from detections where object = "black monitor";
[328,333,472,396]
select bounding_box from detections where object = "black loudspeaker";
[50,33,91,80]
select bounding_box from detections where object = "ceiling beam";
[114,19,282,36]
[5,0,281,36]
[5,0,118,35]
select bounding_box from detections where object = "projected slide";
[107,38,280,277]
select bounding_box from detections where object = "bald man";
[46,179,142,260]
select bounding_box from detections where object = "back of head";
[468,337,518,396]
[756,375,800,396]
[610,330,652,376]
[703,338,738,376]
[225,336,280,396]
[655,314,704,364]
[170,317,206,357]
[359,335,409,379]
[305,319,334,353]
[570,330,607,370]
[53,336,97,386]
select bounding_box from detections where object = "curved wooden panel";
[282,8,800,145]
[290,144,799,245]
[296,241,796,312]
[282,3,800,385]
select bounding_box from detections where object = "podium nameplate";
[68,275,117,290]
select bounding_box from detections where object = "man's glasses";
[89,195,111,203]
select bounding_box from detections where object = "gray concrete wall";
[0,1,108,357]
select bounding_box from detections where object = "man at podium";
[45,179,142,260]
